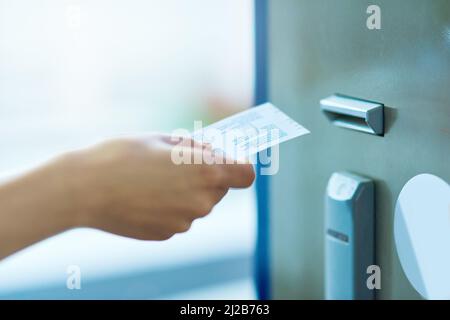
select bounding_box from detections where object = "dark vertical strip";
[254,0,270,300]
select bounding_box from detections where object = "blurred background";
[0,0,256,299]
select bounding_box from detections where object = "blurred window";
[0,0,255,299]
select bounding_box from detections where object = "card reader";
[325,171,375,300]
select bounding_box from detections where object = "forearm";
[0,156,78,260]
[0,135,255,260]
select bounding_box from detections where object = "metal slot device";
[325,171,375,300]
[320,94,384,135]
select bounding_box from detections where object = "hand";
[68,134,255,240]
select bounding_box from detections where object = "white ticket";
[192,103,310,160]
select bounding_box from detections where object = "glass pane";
[0,0,256,299]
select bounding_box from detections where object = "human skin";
[0,134,255,260]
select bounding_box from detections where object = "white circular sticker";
[394,174,450,299]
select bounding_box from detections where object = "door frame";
[254,0,270,300]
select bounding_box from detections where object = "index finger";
[161,135,209,149]
[218,162,256,188]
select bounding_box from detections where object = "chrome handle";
[320,94,384,136]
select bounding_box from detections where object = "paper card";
[192,103,310,160]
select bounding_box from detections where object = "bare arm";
[0,155,78,259]
[0,134,255,260]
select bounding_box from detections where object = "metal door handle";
[320,94,384,136]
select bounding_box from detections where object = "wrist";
[0,156,78,242]
[0,154,88,258]
[31,155,82,231]
[55,150,106,228]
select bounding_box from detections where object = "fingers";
[200,162,255,189]
[220,163,255,188]
[154,133,256,188]
[160,135,207,150]
[209,187,229,204]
